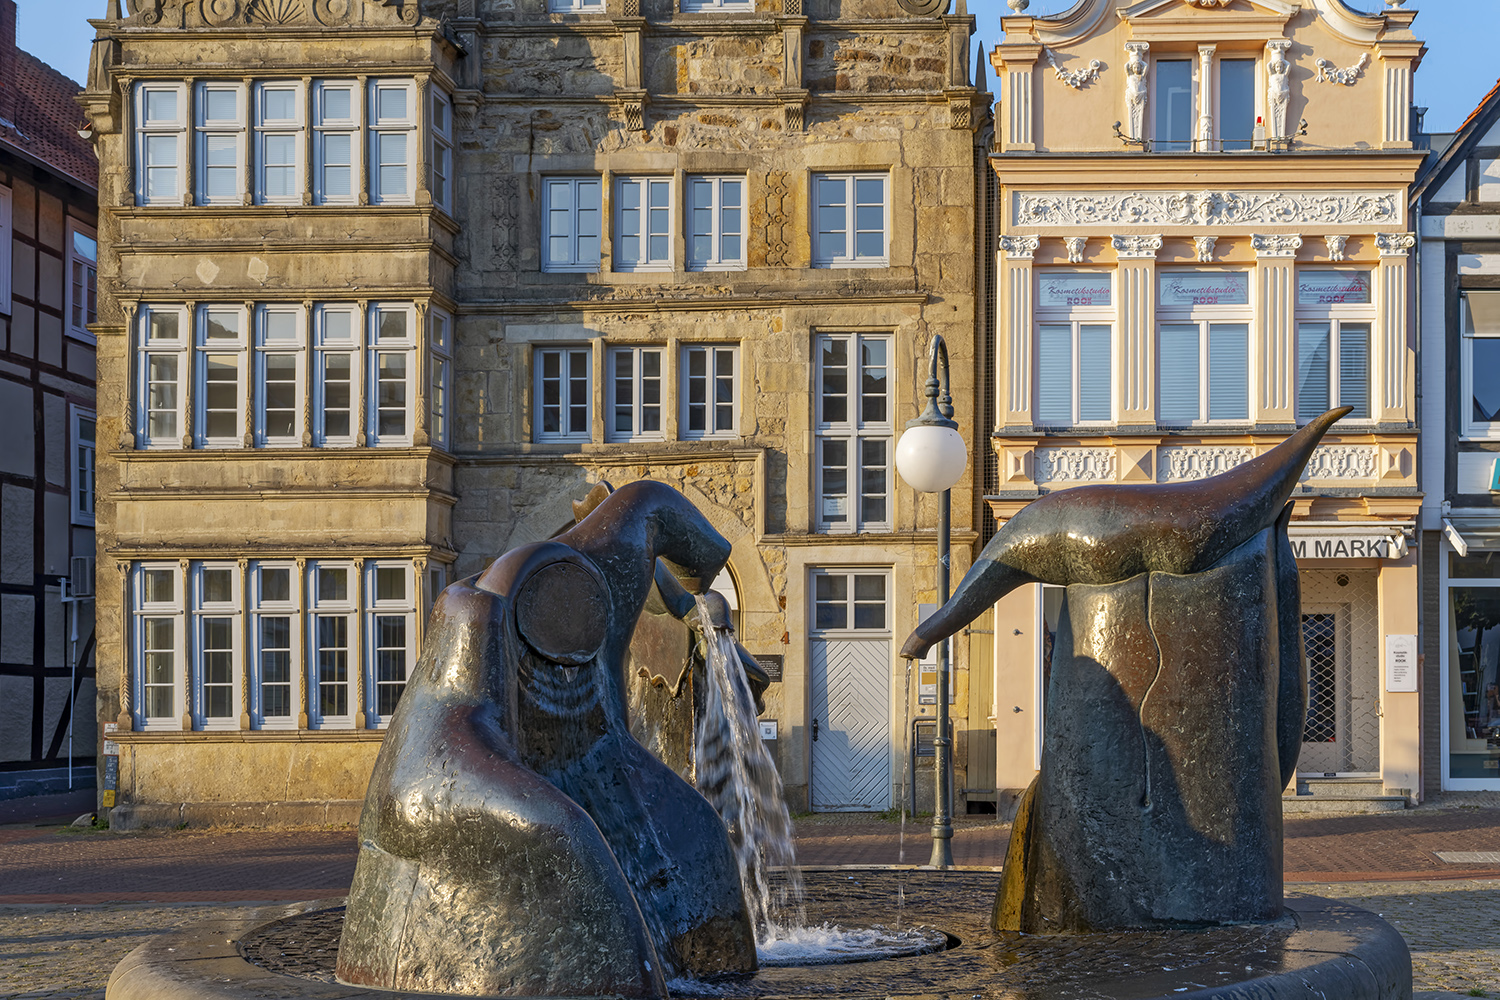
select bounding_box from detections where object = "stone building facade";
[985,0,1425,813]
[1414,79,1500,795]
[0,0,99,802]
[84,0,993,825]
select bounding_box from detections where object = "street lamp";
[894,334,966,868]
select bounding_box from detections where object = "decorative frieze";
[1194,236,1217,263]
[129,0,420,26]
[1014,190,1401,228]
[1302,445,1379,481]
[1111,234,1162,259]
[1044,47,1101,90]
[1157,446,1256,483]
[1035,448,1115,484]
[1063,236,1087,264]
[1252,234,1303,258]
[1324,235,1348,262]
[1376,232,1416,257]
[1315,53,1370,86]
[999,234,1040,259]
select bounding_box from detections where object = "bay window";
[134,563,184,730]
[368,304,415,446]
[314,304,360,447]
[250,562,299,730]
[367,562,416,725]
[310,562,357,728]
[430,89,453,214]
[430,308,452,450]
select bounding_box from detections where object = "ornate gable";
[124,0,423,28]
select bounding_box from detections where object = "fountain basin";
[105,868,1410,1000]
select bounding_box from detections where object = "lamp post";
[894,334,967,868]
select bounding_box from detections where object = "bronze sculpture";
[903,408,1351,934]
[337,480,756,997]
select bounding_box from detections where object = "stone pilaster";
[1252,234,1301,423]
[1111,235,1161,424]
[1376,232,1415,421]
[997,46,1040,151]
[999,234,1038,425]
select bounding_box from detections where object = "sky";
[16,0,1500,134]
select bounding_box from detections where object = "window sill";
[112,728,387,743]
[813,260,890,270]
[687,263,749,273]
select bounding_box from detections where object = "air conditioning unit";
[70,556,95,598]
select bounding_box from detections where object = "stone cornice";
[463,291,932,315]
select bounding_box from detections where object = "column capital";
[1376,232,1416,257]
[999,234,1040,259]
[1111,234,1162,259]
[1251,234,1302,258]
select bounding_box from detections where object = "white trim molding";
[1376,232,1416,257]
[1252,234,1303,258]
[999,234,1040,259]
[1111,234,1162,259]
[1013,190,1402,228]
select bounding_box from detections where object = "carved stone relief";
[1194,236,1217,263]
[490,175,520,273]
[1186,0,1232,6]
[1251,234,1303,258]
[1044,48,1101,90]
[1035,448,1115,484]
[1266,41,1291,139]
[1157,446,1256,483]
[1315,53,1370,86]
[201,0,242,25]
[1015,190,1401,228]
[1301,445,1378,481]
[1324,235,1348,262]
[1111,234,1162,259]
[1376,232,1416,257]
[999,234,1040,259]
[1063,236,1087,264]
[764,171,792,268]
[127,0,414,26]
[948,98,970,132]
[248,0,307,22]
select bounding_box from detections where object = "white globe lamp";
[896,422,967,494]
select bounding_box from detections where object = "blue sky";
[18,0,1500,134]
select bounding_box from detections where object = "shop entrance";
[1298,569,1381,774]
[808,570,891,811]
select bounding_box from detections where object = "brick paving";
[4,808,1500,997]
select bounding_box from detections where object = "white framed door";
[808,569,891,812]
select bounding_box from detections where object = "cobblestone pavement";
[6,809,1500,997]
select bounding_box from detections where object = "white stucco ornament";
[1044,48,1102,89]
[1015,189,1401,228]
[1315,53,1370,86]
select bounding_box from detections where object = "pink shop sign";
[1298,270,1372,305]
[1037,273,1113,308]
[1159,272,1250,307]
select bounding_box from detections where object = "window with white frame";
[136,83,188,205]
[256,305,304,446]
[195,82,245,205]
[137,305,188,448]
[429,308,452,450]
[133,563,184,729]
[314,304,360,447]
[813,173,888,268]
[534,345,591,442]
[1151,55,1258,152]
[681,0,752,11]
[1154,58,1194,153]
[427,563,449,619]
[368,304,415,446]
[369,80,416,205]
[366,561,415,725]
[254,82,304,205]
[66,221,98,340]
[548,0,604,13]
[681,343,738,439]
[0,186,12,314]
[193,562,242,730]
[811,570,889,631]
[70,406,95,526]
[687,176,745,271]
[310,561,357,728]
[1218,58,1256,152]
[250,562,299,729]
[607,345,665,441]
[614,176,672,272]
[543,177,603,273]
[1463,291,1500,439]
[196,305,247,449]
[1035,271,1113,426]
[1157,271,1251,425]
[313,81,359,205]
[430,89,453,214]
[1295,270,1372,424]
[816,333,892,531]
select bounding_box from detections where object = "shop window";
[1034,271,1113,426]
[815,332,891,532]
[1463,291,1500,438]
[1157,271,1251,425]
[813,173,888,268]
[1448,564,1500,781]
[542,177,602,273]
[681,344,738,439]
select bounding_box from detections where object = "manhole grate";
[1434,851,1500,864]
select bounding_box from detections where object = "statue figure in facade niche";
[1124,42,1149,140]
[902,409,1350,935]
[337,481,755,998]
[1267,42,1292,138]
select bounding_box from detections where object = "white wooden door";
[809,571,891,811]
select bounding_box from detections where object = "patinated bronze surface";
[336,481,756,996]
[905,408,1350,934]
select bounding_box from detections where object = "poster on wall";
[1386,634,1418,693]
